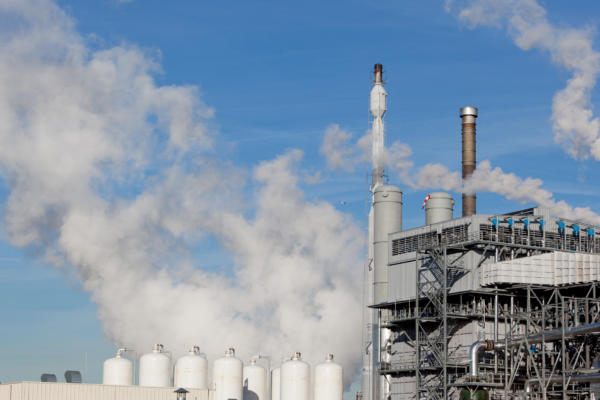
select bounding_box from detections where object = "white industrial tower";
[362,63,388,400]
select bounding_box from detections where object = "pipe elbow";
[469,340,496,379]
[525,378,537,394]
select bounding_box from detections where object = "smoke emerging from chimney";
[0,0,363,390]
[448,0,600,161]
[321,129,600,225]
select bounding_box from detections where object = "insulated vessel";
[174,346,208,389]
[102,352,133,386]
[139,344,171,387]
[213,348,243,400]
[314,354,343,400]
[280,352,309,400]
[243,358,267,400]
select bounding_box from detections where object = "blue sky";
[2,0,600,394]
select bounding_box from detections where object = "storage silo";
[314,354,343,400]
[271,367,281,400]
[103,352,133,386]
[213,348,243,400]
[243,358,267,400]
[174,346,208,389]
[139,344,171,387]
[280,352,309,400]
[425,192,454,225]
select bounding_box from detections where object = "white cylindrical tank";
[373,185,402,305]
[313,354,343,400]
[280,352,310,400]
[271,367,281,400]
[139,344,171,387]
[174,346,208,389]
[102,352,133,386]
[425,192,454,226]
[243,358,267,400]
[213,348,243,400]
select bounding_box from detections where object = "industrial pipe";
[191,345,207,358]
[525,373,600,396]
[469,322,600,379]
[117,348,137,386]
[460,107,478,217]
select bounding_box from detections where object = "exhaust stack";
[460,107,478,217]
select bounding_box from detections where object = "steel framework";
[378,230,600,400]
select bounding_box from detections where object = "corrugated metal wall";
[0,382,213,400]
[388,250,495,303]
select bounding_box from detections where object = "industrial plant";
[2,63,600,400]
[0,345,343,400]
[361,64,600,400]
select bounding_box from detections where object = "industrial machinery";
[361,65,600,400]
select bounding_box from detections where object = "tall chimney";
[460,107,478,217]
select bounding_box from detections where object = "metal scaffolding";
[378,227,600,400]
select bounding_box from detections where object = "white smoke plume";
[0,0,363,392]
[321,127,460,191]
[448,0,600,161]
[321,131,600,225]
[463,161,600,224]
[320,124,362,172]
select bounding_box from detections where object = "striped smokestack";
[460,107,478,217]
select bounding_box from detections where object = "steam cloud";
[448,0,600,161]
[0,0,363,391]
[321,127,600,225]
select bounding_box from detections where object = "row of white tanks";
[103,345,342,400]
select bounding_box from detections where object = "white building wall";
[0,382,213,400]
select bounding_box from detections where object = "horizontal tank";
[314,354,342,400]
[103,352,133,386]
[213,348,243,400]
[139,344,171,388]
[175,346,208,389]
[243,358,267,400]
[281,352,309,400]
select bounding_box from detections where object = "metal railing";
[393,229,600,256]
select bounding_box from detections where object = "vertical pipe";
[504,316,508,392]
[443,247,448,400]
[494,292,498,374]
[460,107,478,217]
[527,287,531,376]
[510,297,514,333]
[586,298,590,368]
[415,250,420,397]
[562,298,566,400]
[371,64,386,190]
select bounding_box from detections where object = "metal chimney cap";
[460,107,478,117]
